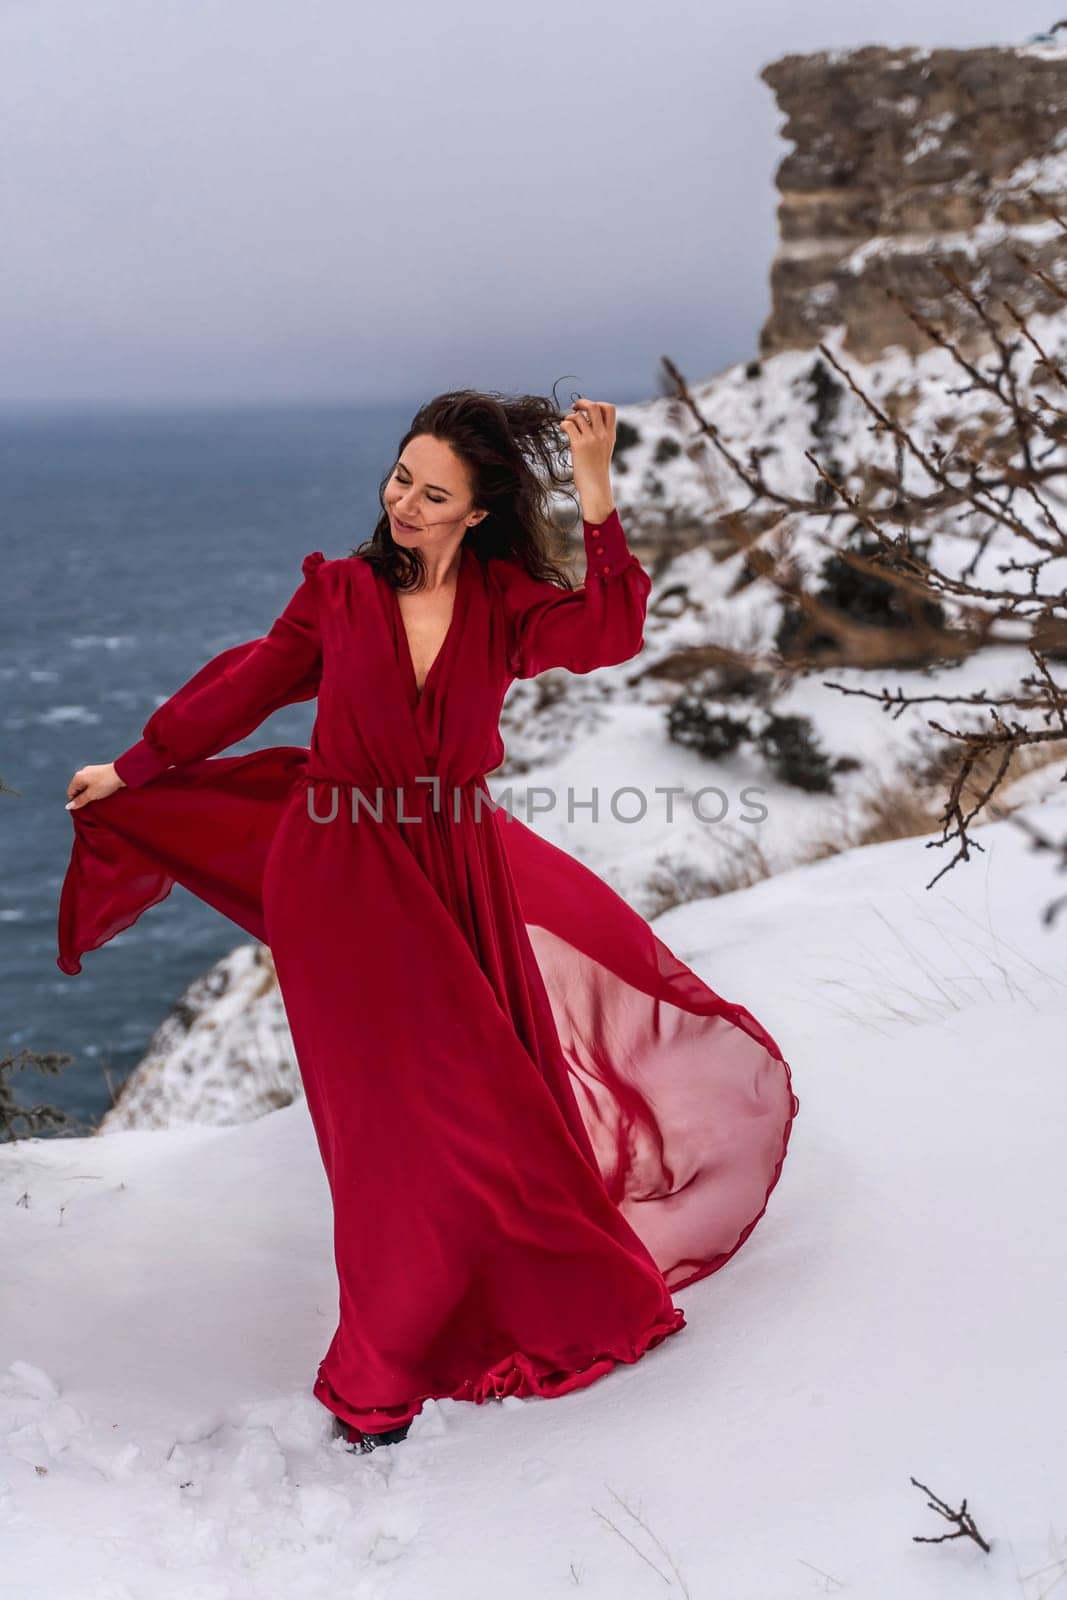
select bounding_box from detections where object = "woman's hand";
[66,762,125,811]
[561,397,616,523]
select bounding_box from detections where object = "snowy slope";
[610,309,1067,553]
[98,942,302,1132]
[5,787,1066,1600]
[98,300,1067,1122]
[487,303,1067,915]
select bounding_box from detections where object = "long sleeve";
[112,551,326,789]
[496,507,652,679]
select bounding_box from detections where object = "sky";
[2,0,1058,413]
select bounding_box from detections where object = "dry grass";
[850,780,946,850]
[638,828,779,918]
[705,827,779,894]
[798,736,1067,864]
[636,737,1067,922]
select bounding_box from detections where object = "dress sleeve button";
[601,565,611,575]
[595,545,605,556]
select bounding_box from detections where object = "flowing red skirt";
[58,748,798,1430]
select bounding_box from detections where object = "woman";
[59,390,798,1454]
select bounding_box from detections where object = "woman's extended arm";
[497,506,652,678]
[111,550,325,789]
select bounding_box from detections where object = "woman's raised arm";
[111,550,326,788]
[496,507,652,679]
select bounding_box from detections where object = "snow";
[610,308,1067,537]
[532,304,1067,911]
[838,216,1065,275]
[902,110,954,162]
[99,943,302,1132]
[5,788,1067,1598]
[12,207,1066,1590]
[497,638,1046,908]
[1015,37,1067,60]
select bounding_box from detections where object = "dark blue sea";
[0,401,431,1136]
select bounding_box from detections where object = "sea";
[0,400,434,1136]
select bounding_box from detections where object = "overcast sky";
[2,0,1056,413]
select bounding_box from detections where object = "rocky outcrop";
[97,942,302,1131]
[759,42,1067,360]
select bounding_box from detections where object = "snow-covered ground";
[5,785,1066,1599]
[487,304,1067,918]
[12,248,1065,1598]
[494,549,1067,922]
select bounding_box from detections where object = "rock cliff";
[759,41,1067,360]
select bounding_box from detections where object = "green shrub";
[666,694,845,794]
[667,696,751,759]
[754,712,835,792]
[776,530,947,657]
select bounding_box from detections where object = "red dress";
[57,508,798,1433]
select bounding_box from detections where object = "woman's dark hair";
[350,386,584,592]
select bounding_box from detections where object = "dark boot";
[332,1413,413,1452]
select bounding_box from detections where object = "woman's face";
[384,434,484,547]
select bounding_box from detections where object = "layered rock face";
[759,43,1067,360]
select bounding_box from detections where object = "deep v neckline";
[389,544,470,708]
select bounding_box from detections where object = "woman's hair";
[350,386,582,592]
